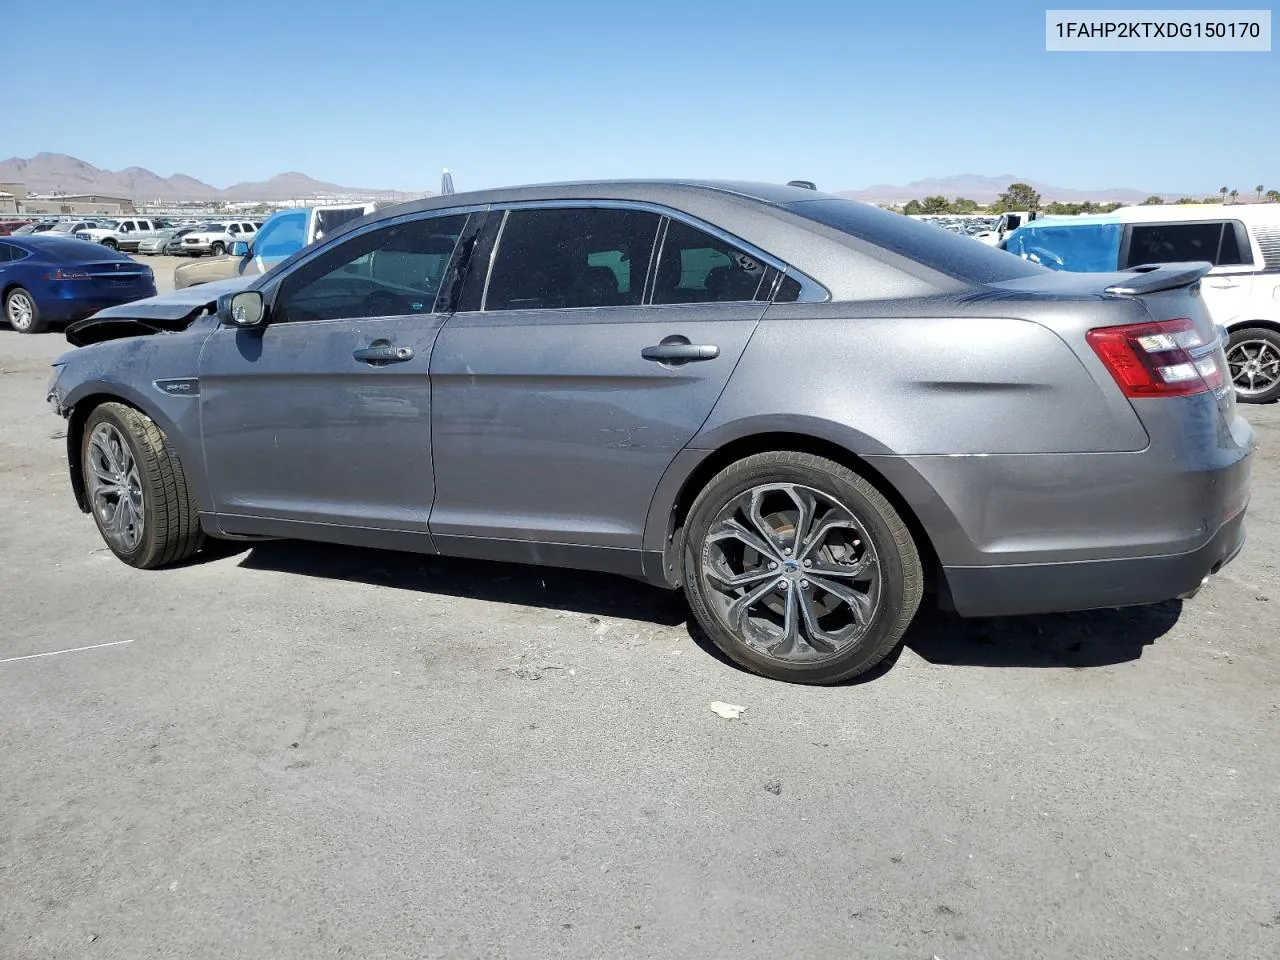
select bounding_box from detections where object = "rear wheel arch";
[650,431,942,596]
[1225,317,1280,336]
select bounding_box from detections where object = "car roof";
[1108,203,1280,224]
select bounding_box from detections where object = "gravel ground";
[1,293,1278,959]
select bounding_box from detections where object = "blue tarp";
[1003,220,1123,272]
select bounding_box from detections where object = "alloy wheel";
[6,291,34,331]
[1227,339,1280,397]
[699,482,882,662]
[86,422,145,553]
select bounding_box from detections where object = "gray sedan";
[46,181,1254,684]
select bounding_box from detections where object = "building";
[19,193,136,216]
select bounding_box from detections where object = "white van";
[1000,204,1280,403]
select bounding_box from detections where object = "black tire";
[4,286,47,333]
[101,238,118,250]
[210,242,225,256]
[1226,326,1280,404]
[81,402,204,568]
[682,452,922,685]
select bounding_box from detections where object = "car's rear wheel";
[682,452,922,684]
[101,238,118,250]
[210,242,225,256]
[4,287,45,333]
[1226,326,1280,404]
[81,402,204,568]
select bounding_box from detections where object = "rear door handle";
[353,341,414,364]
[642,337,720,364]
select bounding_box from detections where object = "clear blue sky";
[5,0,1276,193]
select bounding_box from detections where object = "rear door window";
[1124,221,1253,268]
[651,219,769,304]
[484,207,662,311]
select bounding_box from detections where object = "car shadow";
[228,540,689,625]
[219,540,1182,680]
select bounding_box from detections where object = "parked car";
[162,227,200,255]
[1,235,155,334]
[135,228,181,255]
[76,217,167,252]
[1001,203,1280,403]
[0,219,33,236]
[47,181,1253,684]
[178,221,258,257]
[11,221,58,235]
[44,219,109,241]
[173,203,380,288]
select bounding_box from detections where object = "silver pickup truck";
[76,217,168,252]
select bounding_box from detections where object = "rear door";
[197,209,475,541]
[428,204,774,565]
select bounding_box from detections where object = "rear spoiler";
[1103,261,1212,296]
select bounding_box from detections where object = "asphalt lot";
[2,267,1279,959]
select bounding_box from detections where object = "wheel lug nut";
[802,559,811,568]
[783,547,792,555]
[800,580,810,589]
[768,561,778,570]
[777,579,789,589]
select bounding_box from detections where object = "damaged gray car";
[46,181,1254,684]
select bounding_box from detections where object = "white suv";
[179,221,258,257]
[1000,203,1280,402]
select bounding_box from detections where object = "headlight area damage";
[62,276,253,347]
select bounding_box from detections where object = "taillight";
[1086,318,1224,398]
[42,269,91,281]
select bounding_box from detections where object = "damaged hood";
[85,275,255,321]
[65,275,255,347]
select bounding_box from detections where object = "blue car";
[0,236,156,334]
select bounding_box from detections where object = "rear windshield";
[23,238,129,262]
[784,197,1047,284]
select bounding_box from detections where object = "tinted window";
[785,197,1047,283]
[652,219,769,304]
[27,238,127,261]
[0,243,11,263]
[485,207,661,311]
[1125,221,1251,268]
[274,214,468,324]
[315,208,369,239]
[775,274,802,303]
[253,210,308,261]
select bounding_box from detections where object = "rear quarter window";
[784,197,1048,284]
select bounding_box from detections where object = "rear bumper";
[941,508,1247,616]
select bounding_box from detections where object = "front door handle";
[642,336,720,365]
[353,340,414,364]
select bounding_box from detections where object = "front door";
[429,207,773,564]
[197,211,472,543]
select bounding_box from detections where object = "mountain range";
[1,154,1191,205]
[0,153,426,203]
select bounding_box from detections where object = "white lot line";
[0,639,135,664]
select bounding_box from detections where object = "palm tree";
[1267,190,1280,203]
[1230,189,1239,204]
[1220,186,1229,203]
[1257,185,1265,201]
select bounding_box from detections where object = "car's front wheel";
[682,452,923,684]
[101,238,118,250]
[210,242,225,256]
[4,286,46,333]
[1226,326,1280,404]
[81,402,204,568]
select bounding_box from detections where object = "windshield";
[47,222,85,234]
[253,209,308,262]
[1002,222,1123,272]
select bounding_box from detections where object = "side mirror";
[218,290,266,328]
[230,240,250,257]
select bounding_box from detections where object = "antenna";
[441,169,455,196]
